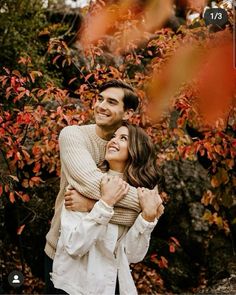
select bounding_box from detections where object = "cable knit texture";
[45,124,140,259]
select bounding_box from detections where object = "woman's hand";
[100,175,129,207]
[65,189,96,212]
[138,187,164,222]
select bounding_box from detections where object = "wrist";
[141,211,156,222]
[101,196,115,207]
[87,199,96,211]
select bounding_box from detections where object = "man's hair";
[99,79,139,111]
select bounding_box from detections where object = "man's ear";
[123,109,134,120]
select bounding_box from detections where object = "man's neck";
[95,124,120,140]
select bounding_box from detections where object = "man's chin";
[95,120,109,126]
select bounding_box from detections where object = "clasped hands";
[65,175,164,221]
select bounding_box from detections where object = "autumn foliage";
[0,62,90,203]
[0,0,235,293]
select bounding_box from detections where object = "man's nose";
[98,100,108,110]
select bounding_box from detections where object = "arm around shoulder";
[59,125,104,200]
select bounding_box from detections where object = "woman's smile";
[105,126,129,172]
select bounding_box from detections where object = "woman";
[51,122,164,295]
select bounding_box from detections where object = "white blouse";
[52,171,158,295]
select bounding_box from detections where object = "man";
[44,79,141,293]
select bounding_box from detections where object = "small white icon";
[12,274,20,284]
[8,270,24,287]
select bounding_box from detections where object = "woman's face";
[105,126,129,169]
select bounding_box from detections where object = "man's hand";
[65,189,96,212]
[138,187,164,222]
[100,175,129,207]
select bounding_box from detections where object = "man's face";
[94,87,130,129]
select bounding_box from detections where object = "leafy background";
[0,0,235,294]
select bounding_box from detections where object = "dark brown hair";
[99,122,158,189]
[99,79,139,112]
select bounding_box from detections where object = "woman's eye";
[121,136,127,141]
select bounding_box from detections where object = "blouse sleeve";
[122,213,158,263]
[60,200,114,257]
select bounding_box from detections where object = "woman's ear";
[123,109,134,120]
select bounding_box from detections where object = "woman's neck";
[108,162,125,173]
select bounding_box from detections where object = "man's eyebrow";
[108,97,119,103]
[98,94,119,103]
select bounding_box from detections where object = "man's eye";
[108,100,116,105]
[97,97,103,102]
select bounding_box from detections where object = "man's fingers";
[64,200,71,206]
[65,195,73,202]
[65,189,75,196]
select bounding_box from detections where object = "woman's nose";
[110,137,118,144]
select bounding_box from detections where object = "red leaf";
[33,162,41,173]
[170,236,180,246]
[158,256,168,268]
[68,77,77,85]
[169,244,175,253]
[17,224,25,235]
[52,55,61,64]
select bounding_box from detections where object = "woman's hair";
[99,122,158,189]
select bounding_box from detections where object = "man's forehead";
[99,87,125,101]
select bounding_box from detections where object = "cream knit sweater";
[45,124,140,259]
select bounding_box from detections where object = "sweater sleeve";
[122,213,158,263]
[59,126,140,212]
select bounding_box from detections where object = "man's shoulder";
[59,124,95,141]
[60,124,95,136]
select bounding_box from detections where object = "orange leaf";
[197,33,236,125]
[22,179,29,188]
[211,175,220,188]
[12,70,21,77]
[22,194,30,202]
[147,42,203,121]
[4,184,9,192]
